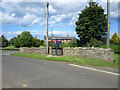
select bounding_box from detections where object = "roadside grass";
[12,53,119,69]
[114,54,119,62]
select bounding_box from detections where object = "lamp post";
[106,0,110,49]
[46,2,49,54]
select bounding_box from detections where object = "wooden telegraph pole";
[46,2,49,54]
[90,0,93,2]
[106,0,110,49]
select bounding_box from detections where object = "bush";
[33,38,41,47]
[62,43,69,48]
[99,44,120,53]
[68,38,78,47]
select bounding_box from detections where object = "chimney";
[67,34,69,37]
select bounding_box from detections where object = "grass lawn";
[12,53,119,69]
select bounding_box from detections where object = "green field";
[12,53,119,69]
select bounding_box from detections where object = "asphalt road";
[2,53,118,88]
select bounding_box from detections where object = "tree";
[86,38,102,47]
[40,40,44,45]
[14,35,21,48]
[33,38,41,47]
[110,32,119,44]
[14,31,34,47]
[9,37,16,46]
[0,35,8,47]
[75,2,107,46]
[68,38,78,47]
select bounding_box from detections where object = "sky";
[0,0,119,40]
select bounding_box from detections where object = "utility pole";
[106,0,110,49]
[46,2,49,54]
[90,0,93,2]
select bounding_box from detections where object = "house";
[44,34,75,45]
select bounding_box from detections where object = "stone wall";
[20,47,48,54]
[20,47,114,62]
[63,47,114,62]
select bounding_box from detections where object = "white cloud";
[0,1,119,27]
[48,30,77,37]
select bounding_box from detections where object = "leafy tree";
[87,38,102,47]
[110,32,119,44]
[68,38,78,47]
[14,35,21,48]
[14,31,33,47]
[118,38,120,46]
[0,35,8,47]
[33,38,41,47]
[9,37,16,46]
[40,40,44,45]
[75,2,107,46]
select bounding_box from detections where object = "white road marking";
[69,64,120,76]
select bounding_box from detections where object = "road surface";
[2,51,118,88]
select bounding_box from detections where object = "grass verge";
[12,53,119,69]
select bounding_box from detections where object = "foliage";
[14,35,21,48]
[110,32,119,45]
[99,44,120,54]
[6,45,16,48]
[14,31,33,48]
[33,38,41,47]
[0,35,8,47]
[62,43,69,48]
[68,38,78,47]
[75,2,107,46]
[118,38,120,45]
[87,38,103,47]
[9,37,16,46]
[40,40,44,45]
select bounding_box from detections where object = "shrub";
[68,38,78,47]
[62,43,69,48]
[33,38,41,47]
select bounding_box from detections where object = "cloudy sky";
[0,0,119,40]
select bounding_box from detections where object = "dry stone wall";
[63,47,114,62]
[20,47,114,62]
[20,47,48,54]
